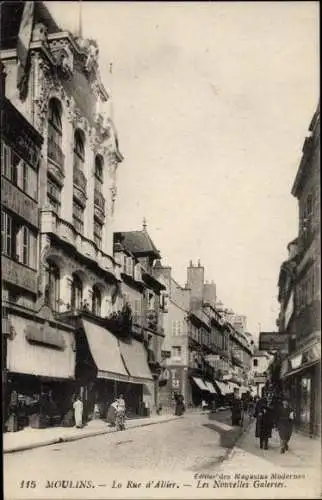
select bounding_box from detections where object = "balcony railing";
[47,138,65,170]
[94,189,105,213]
[73,168,87,194]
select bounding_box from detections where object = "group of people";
[230,388,295,454]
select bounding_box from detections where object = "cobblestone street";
[5,412,320,499]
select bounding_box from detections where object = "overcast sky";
[45,1,319,335]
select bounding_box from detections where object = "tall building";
[278,103,321,436]
[1,2,127,429]
[114,224,167,414]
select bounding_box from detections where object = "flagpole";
[78,0,82,38]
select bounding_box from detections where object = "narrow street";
[5,412,320,499]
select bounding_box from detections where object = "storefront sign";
[2,255,37,294]
[1,178,38,227]
[259,332,289,351]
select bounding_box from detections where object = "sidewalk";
[3,413,180,454]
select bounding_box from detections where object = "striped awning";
[191,377,209,391]
[214,380,230,395]
[204,381,216,394]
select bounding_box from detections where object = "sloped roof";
[0,1,61,50]
[114,231,161,258]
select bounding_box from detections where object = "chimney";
[197,259,201,267]
[186,261,204,308]
[189,260,193,267]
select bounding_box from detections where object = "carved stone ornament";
[32,23,49,47]
[34,57,70,133]
[51,46,74,78]
[67,106,89,131]
[84,40,99,73]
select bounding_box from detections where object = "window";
[133,299,142,323]
[92,285,101,316]
[48,98,63,166]
[45,260,60,311]
[71,274,83,311]
[72,199,84,234]
[1,211,12,256]
[73,129,85,172]
[172,346,181,358]
[47,177,61,214]
[2,144,38,200]
[93,219,103,248]
[94,155,103,183]
[253,359,258,367]
[126,257,133,276]
[1,211,37,268]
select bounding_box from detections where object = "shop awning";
[119,338,153,383]
[283,339,321,379]
[191,377,209,391]
[82,319,129,382]
[204,381,216,394]
[214,380,230,395]
[8,316,75,379]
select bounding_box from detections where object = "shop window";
[45,260,60,311]
[72,199,84,234]
[92,285,101,316]
[1,210,37,268]
[47,98,63,166]
[71,273,83,311]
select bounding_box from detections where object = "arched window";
[71,273,83,311]
[92,285,101,316]
[44,260,60,311]
[48,98,63,166]
[73,129,85,172]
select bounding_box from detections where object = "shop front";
[76,319,154,420]
[5,309,76,432]
[282,338,321,436]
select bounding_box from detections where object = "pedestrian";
[201,399,207,412]
[73,396,83,428]
[175,394,185,416]
[115,395,126,431]
[277,397,294,453]
[106,399,119,426]
[254,395,273,449]
[230,388,242,426]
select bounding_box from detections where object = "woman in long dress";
[73,397,83,428]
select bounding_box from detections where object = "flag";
[17,1,35,98]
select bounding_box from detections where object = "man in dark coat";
[230,388,242,426]
[254,396,273,449]
[277,398,294,453]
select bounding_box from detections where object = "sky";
[45,1,319,335]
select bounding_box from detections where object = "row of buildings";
[1,2,254,432]
[274,102,320,436]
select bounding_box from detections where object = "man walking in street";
[73,396,83,429]
[277,397,294,453]
[230,388,242,426]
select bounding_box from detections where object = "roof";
[114,231,161,259]
[0,1,61,50]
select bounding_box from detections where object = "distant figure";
[201,400,208,412]
[115,395,126,431]
[106,399,119,426]
[277,398,294,453]
[254,396,273,449]
[73,396,83,428]
[231,388,242,426]
[175,394,185,416]
[117,394,126,415]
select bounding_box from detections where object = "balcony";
[40,209,120,281]
[47,138,65,185]
[2,255,37,294]
[73,168,87,206]
[94,188,105,222]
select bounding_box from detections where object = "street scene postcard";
[1,1,321,499]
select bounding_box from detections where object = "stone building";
[113,223,167,414]
[278,103,321,435]
[1,1,128,428]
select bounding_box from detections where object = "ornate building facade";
[1,2,125,430]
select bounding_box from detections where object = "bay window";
[1,142,38,200]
